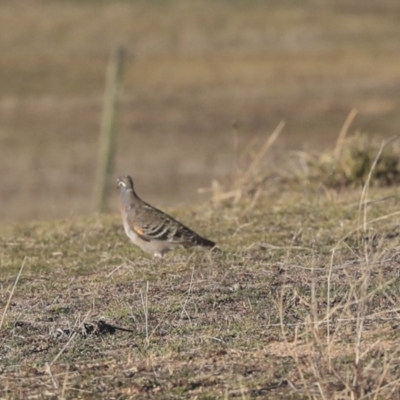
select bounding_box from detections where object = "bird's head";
[117,175,134,191]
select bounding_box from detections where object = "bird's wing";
[126,204,196,245]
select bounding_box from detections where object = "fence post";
[94,47,125,213]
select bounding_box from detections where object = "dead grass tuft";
[295,128,400,189]
[205,113,400,214]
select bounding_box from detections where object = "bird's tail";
[197,236,221,253]
[197,236,214,247]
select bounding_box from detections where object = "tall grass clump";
[294,110,400,189]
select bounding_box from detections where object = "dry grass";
[294,130,400,189]
[2,171,400,398]
[203,112,400,211]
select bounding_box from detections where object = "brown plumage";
[117,175,217,258]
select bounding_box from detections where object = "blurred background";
[1,0,400,223]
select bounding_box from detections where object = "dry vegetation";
[2,132,400,399]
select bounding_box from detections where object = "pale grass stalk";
[107,257,141,277]
[305,320,324,395]
[138,273,174,344]
[240,136,260,165]
[238,376,248,400]
[140,281,149,345]
[353,248,387,392]
[329,361,353,396]
[316,383,327,400]
[46,332,77,391]
[342,241,361,260]
[358,139,386,233]
[359,339,382,362]
[308,271,327,400]
[291,150,315,177]
[337,279,395,315]
[381,285,400,306]
[106,262,125,277]
[243,120,285,179]
[242,187,262,214]
[232,221,254,237]
[205,120,285,205]
[224,388,229,400]
[371,350,400,400]
[278,288,312,400]
[269,296,400,328]
[311,267,317,324]
[0,257,27,330]
[180,265,195,321]
[354,274,367,371]
[50,311,91,366]
[147,313,169,343]
[262,244,313,252]
[46,362,59,389]
[333,109,358,159]
[366,376,400,400]
[242,242,257,252]
[358,136,398,233]
[343,261,384,396]
[326,248,335,372]
[334,210,400,249]
[204,335,225,343]
[60,366,70,400]
[316,255,356,395]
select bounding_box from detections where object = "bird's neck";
[120,188,140,207]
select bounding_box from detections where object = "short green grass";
[2,182,400,398]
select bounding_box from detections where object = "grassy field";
[1,0,400,222]
[2,2,400,396]
[2,136,400,398]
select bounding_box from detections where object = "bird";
[117,175,217,258]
